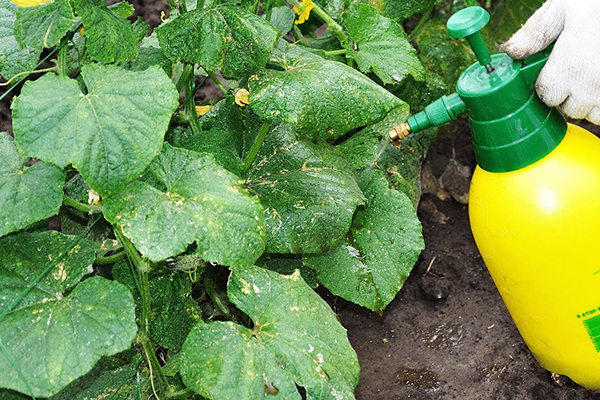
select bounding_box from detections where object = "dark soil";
[334,126,600,399]
[2,2,600,399]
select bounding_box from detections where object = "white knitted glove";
[501,0,600,124]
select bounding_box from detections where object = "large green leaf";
[180,265,359,399]
[14,0,76,51]
[103,144,266,265]
[0,232,137,398]
[304,170,424,312]
[245,124,365,253]
[344,3,424,85]
[72,0,139,62]
[0,132,65,237]
[12,64,179,196]
[249,51,405,141]
[156,5,278,78]
[0,0,38,80]
[487,0,546,47]
[362,0,435,20]
[179,127,244,176]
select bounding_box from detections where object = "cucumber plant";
[0,0,543,398]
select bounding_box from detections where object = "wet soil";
[2,2,600,399]
[334,126,600,399]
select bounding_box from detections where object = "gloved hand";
[501,0,600,125]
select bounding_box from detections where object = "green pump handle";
[394,8,553,137]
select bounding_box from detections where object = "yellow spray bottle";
[390,6,600,389]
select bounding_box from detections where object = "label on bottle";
[578,306,600,352]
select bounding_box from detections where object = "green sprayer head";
[390,6,567,173]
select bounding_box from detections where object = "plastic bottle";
[390,6,600,389]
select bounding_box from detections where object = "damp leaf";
[103,144,266,265]
[180,265,359,399]
[245,124,365,253]
[249,54,404,141]
[14,0,76,51]
[0,232,137,398]
[156,5,278,78]
[0,133,65,237]
[72,0,139,62]
[12,64,179,196]
[0,0,38,80]
[304,170,424,313]
[343,3,425,85]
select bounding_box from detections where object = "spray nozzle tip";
[389,122,411,143]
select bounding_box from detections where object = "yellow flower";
[195,105,212,116]
[293,0,316,25]
[234,89,250,107]
[11,0,51,7]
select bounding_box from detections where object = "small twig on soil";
[423,256,437,276]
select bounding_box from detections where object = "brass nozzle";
[389,122,411,142]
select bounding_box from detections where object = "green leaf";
[14,0,76,51]
[72,0,139,62]
[198,96,262,159]
[179,127,244,176]
[0,0,38,80]
[113,261,202,351]
[180,265,359,399]
[313,0,345,22]
[156,5,278,78]
[266,5,295,37]
[245,124,365,253]
[13,64,179,196]
[304,170,424,312]
[0,230,99,314]
[50,352,150,400]
[487,0,546,47]
[344,3,425,85]
[362,0,435,20]
[249,51,405,141]
[0,232,137,397]
[0,132,65,237]
[415,17,474,90]
[103,144,266,265]
[172,95,264,175]
[108,1,135,18]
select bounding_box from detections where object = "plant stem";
[204,268,233,320]
[324,49,347,56]
[311,5,348,48]
[175,63,193,93]
[208,71,229,95]
[57,39,69,76]
[116,230,169,392]
[408,2,436,41]
[242,121,272,174]
[94,250,126,265]
[63,196,99,214]
[0,67,57,87]
[185,65,203,136]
